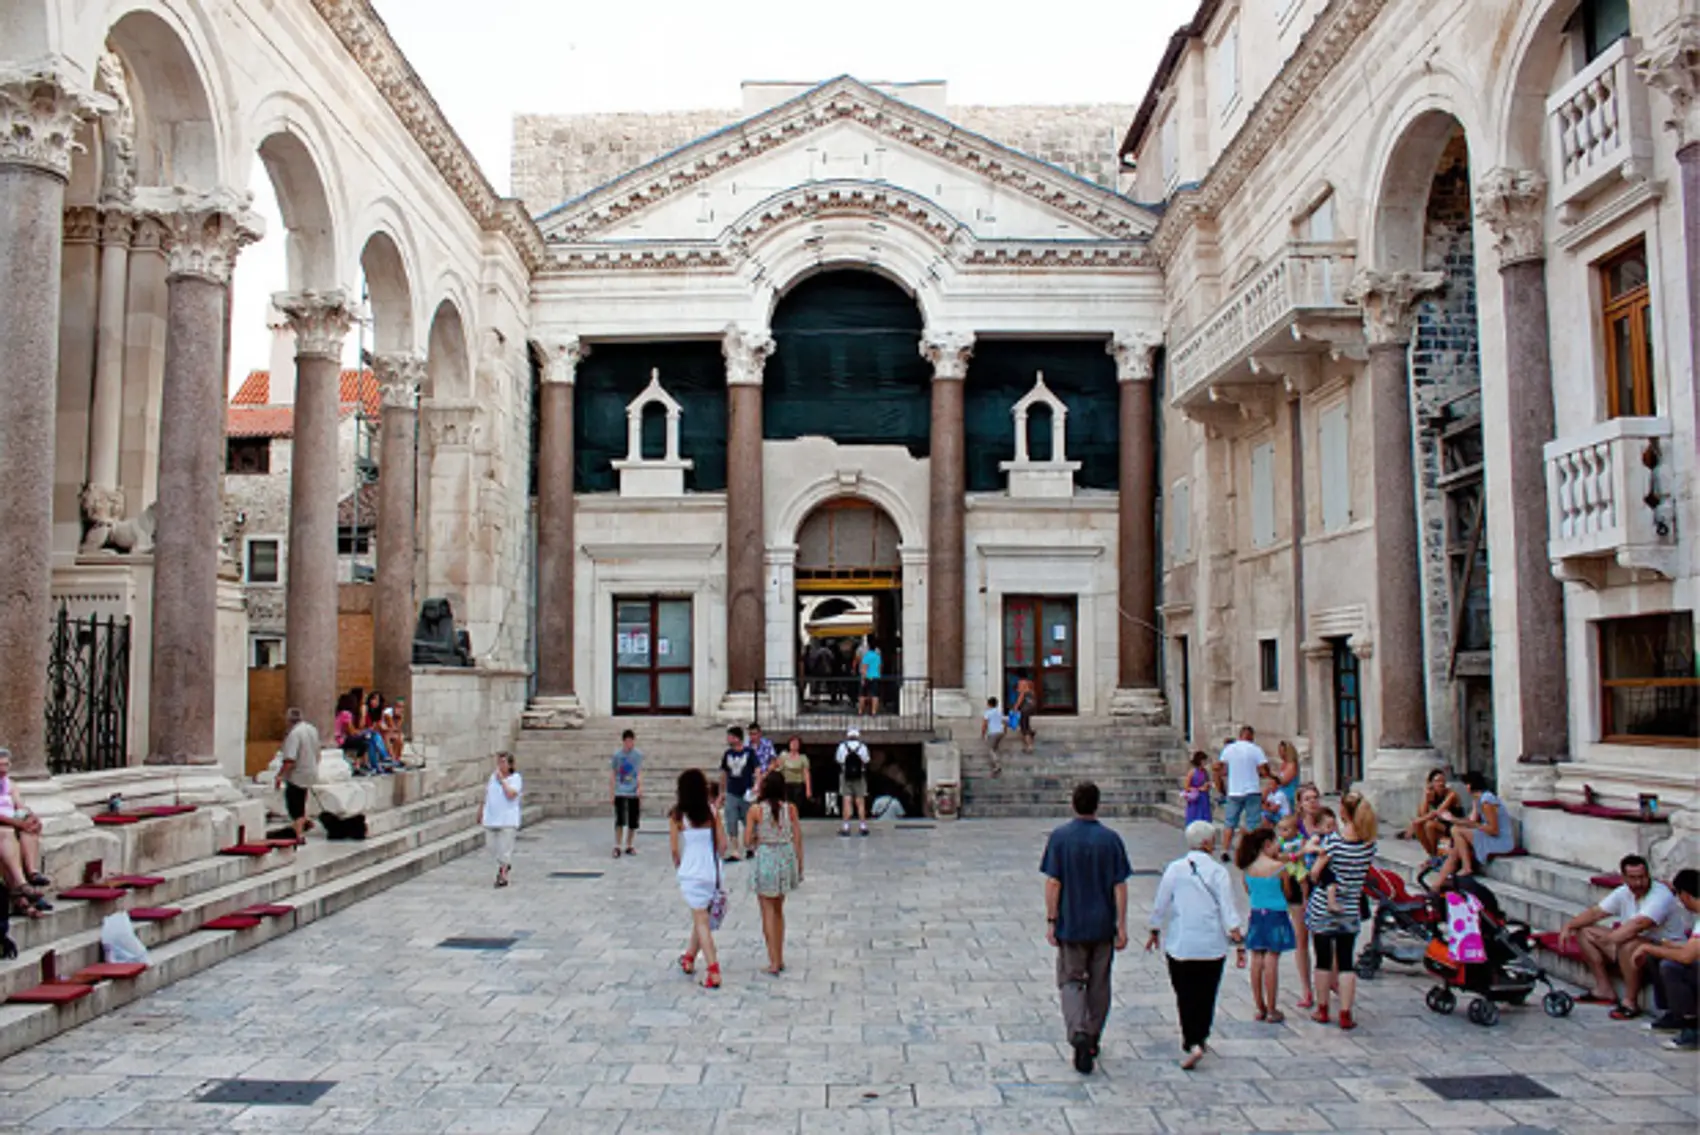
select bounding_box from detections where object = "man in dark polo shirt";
[1040,781,1133,1074]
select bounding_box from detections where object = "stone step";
[960,802,1164,819]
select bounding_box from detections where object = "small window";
[245,539,280,584]
[337,529,373,556]
[1259,638,1280,693]
[1318,401,1351,532]
[1170,479,1192,562]
[1579,0,1631,62]
[251,637,285,669]
[1298,195,1336,242]
[1598,612,1697,744]
[226,437,270,475]
[1600,239,1656,418]
[1213,21,1240,119]
[1160,114,1180,190]
[1250,441,1277,548]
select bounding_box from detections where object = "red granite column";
[723,327,774,696]
[922,332,973,704]
[0,67,107,777]
[276,290,357,738]
[374,353,425,712]
[143,187,263,763]
[1109,332,1165,718]
[1477,168,1568,763]
[1638,29,1700,400]
[533,338,586,707]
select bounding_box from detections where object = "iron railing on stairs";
[756,676,932,734]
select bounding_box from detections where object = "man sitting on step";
[1644,869,1699,1051]
[1560,854,1693,1020]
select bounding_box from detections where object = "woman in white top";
[479,752,523,888]
[1147,820,1246,1069]
[0,748,51,916]
[671,768,727,989]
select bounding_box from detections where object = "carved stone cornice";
[373,353,426,407]
[540,78,1156,244]
[536,336,590,385]
[63,205,100,245]
[921,331,976,381]
[305,0,543,272]
[1149,0,1391,267]
[274,289,358,359]
[1345,269,1445,347]
[98,206,136,249]
[1108,330,1163,382]
[964,243,1148,269]
[0,60,113,180]
[722,326,775,386]
[136,186,264,285]
[1637,16,1700,149]
[1475,168,1547,268]
[730,182,959,250]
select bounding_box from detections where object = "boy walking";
[721,726,757,860]
[981,696,1006,778]
[610,729,643,858]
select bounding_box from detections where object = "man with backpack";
[836,727,871,837]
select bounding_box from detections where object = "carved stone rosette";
[1475,168,1548,268]
[920,331,975,380]
[274,289,358,359]
[1108,330,1163,382]
[0,61,113,180]
[537,335,590,385]
[1637,17,1700,149]
[136,186,265,285]
[374,353,427,407]
[1346,268,1445,347]
[722,325,775,386]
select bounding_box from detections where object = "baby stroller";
[1420,883,1575,1026]
[1355,864,1442,979]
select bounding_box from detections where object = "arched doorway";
[794,497,902,710]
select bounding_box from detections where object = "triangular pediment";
[535,77,1157,247]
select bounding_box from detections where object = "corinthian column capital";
[920,330,975,380]
[1346,268,1445,347]
[274,289,358,359]
[136,186,265,285]
[1108,330,1163,382]
[537,335,590,385]
[374,352,427,407]
[1475,167,1548,268]
[723,324,775,386]
[0,60,113,180]
[1637,17,1700,149]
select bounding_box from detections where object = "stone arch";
[248,91,346,293]
[425,298,471,400]
[1494,0,1586,171]
[102,6,226,188]
[1361,71,1486,271]
[351,194,425,340]
[358,230,415,356]
[776,476,925,555]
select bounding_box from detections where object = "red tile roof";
[226,369,379,438]
[231,370,271,405]
[227,406,295,439]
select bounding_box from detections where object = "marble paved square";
[0,819,1693,1133]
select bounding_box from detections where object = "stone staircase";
[515,719,734,817]
[956,719,1186,818]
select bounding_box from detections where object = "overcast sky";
[229,0,1196,386]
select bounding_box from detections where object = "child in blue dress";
[1236,827,1297,1022]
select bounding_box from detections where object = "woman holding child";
[1304,792,1378,1030]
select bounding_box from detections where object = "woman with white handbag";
[670,768,727,989]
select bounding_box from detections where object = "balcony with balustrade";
[1167,242,1361,427]
[1544,416,1678,589]
[1546,36,1655,221]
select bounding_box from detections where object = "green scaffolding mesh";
[573,341,728,492]
[965,340,1119,491]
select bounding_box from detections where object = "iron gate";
[45,607,131,774]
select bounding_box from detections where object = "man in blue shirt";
[1040,782,1133,1074]
[857,637,883,715]
[720,726,757,861]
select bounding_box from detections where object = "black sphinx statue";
[413,597,473,667]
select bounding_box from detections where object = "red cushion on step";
[57,886,128,901]
[1521,799,1564,810]
[1534,931,1585,960]
[127,907,180,921]
[202,914,263,930]
[107,875,165,888]
[134,804,197,817]
[69,963,147,982]
[236,904,293,917]
[91,813,140,826]
[1590,873,1624,887]
[7,983,94,1004]
[219,843,273,856]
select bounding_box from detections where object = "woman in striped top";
[1304,792,1378,1030]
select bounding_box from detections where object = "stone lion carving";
[82,500,156,555]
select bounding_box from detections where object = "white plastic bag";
[101,911,148,965]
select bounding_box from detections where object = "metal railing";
[758,676,934,735]
[45,607,131,775]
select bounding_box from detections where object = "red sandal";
[704,963,721,989]
[679,953,695,976]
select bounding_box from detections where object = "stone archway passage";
[795,498,904,708]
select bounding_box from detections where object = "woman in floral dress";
[745,770,804,975]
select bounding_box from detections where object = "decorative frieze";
[921,331,975,380]
[1108,330,1162,382]
[722,325,775,386]
[0,61,112,180]
[536,336,590,385]
[1346,268,1445,348]
[136,186,264,285]
[1475,168,1547,267]
[274,289,358,359]
[1638,16,1700,149]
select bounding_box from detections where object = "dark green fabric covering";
[765,271,930,454]
[965,340,1119,491]
[573,341,728,492]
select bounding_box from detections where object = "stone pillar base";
[1356,746,1445,826]
[930,687,976,721]
[172,766,252,807]
[522,695,587,731]
[1109,687,1169,723]
[715,691,759,725]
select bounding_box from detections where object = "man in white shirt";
[274,707,320,841]
[1146,820,1246,1069]
[1561,854,1693,1018]
[1215,725,1269,862]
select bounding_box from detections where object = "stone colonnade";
[528,323,1166,716]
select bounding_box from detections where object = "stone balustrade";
[1544,415,1677,587]
[1168,241,1358,408]
[1546,37,1654,217]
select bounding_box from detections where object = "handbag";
[707,857,728,931]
